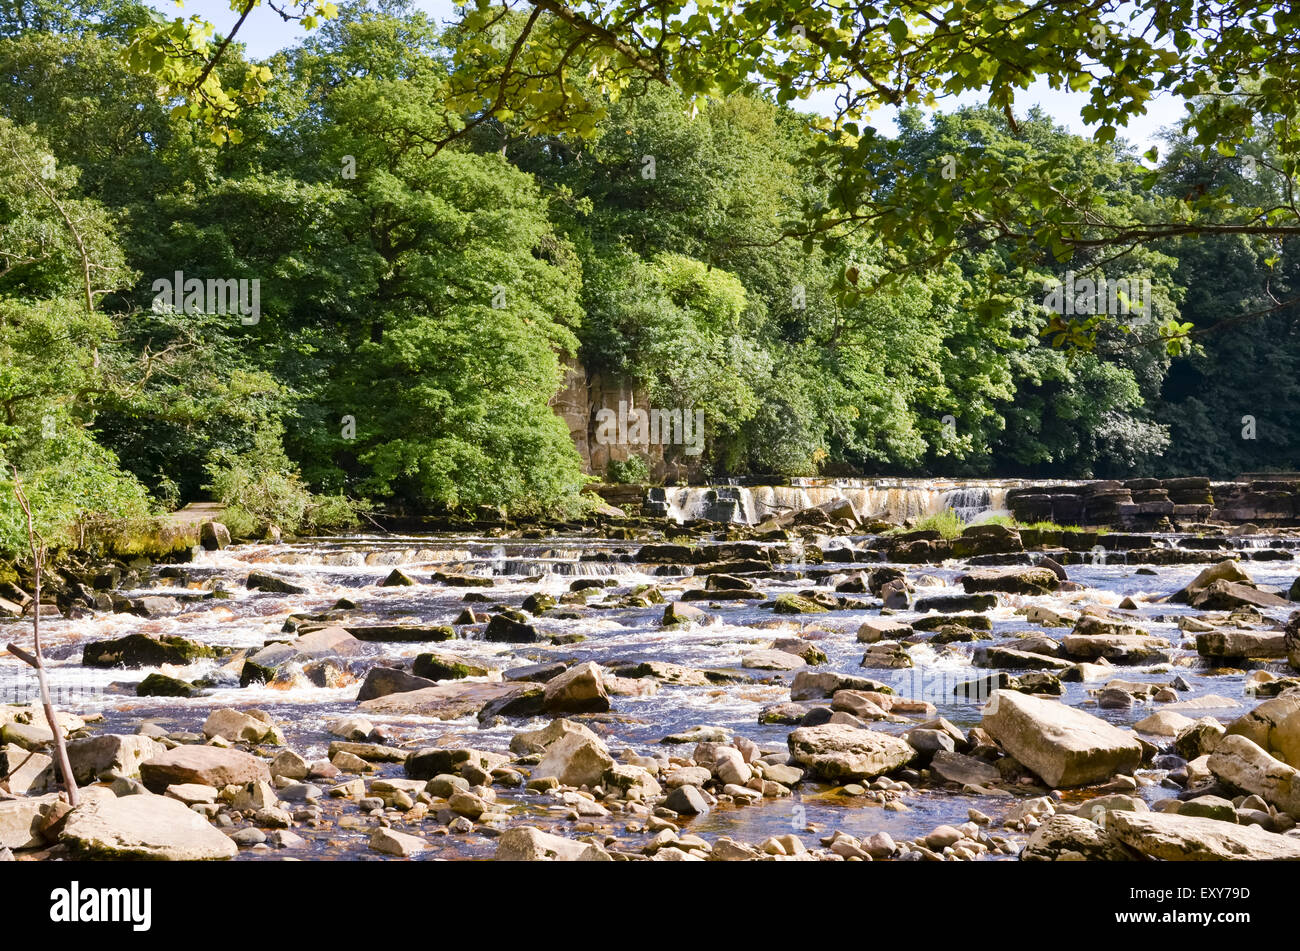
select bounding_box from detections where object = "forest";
[2,0,1299,553]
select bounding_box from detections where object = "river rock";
[790,671,890,700]
[412,652,493,681]
[1134,710,1195,737]
[65,734,166,784]
[199,521,231,551]
[1021,814,1134,861]
[355,666,439,702]
[533,732,615,788]
[494,826,612,861]
[140,745,271,793]
[1107,810,1300,860]
[542,662,611,713]
[930,750,1001,786]
[981,690,1142,787]
[0,794,61,849]
[742,649,806,671]
[484,614,539,642]
[60,793,237,860]
[246,571,306,595]
[82,633,215,668]
[369,827,427,857]
[857,618,912,643]
[1196,629,1287,660]
[1207,734,1300,817]
[1060,634,1171,664]
[665,784,710,815]
[1173,717,1225,759]
[203,708,279,744]
[786,725,915,781]
[1224,693,1300,767]
[1170,559,1253,603]
[1192,580,1290,611]
[509,718,599,756]
[358,681,518,719]
[959,567,1059,595]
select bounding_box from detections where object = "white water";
[656,478,1026,525]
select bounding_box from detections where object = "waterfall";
[646,478,1025,525]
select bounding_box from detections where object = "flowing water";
[4,528,1297,860]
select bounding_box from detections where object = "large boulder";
[199,521,231,551]
[981,691,1142,787]
[139,745,270,793]
[65,734,166,784]
[532,732,615,788]
[494,826,612,861]
[82,634,214,668]
[1169,560,1253,604]
[60,793,237,860]
[1192,580,1291,611]
[542,662,611,714]
[786,725,915,781]
[1107,810,1300,861]
[1225,693,1300,767]
[509,718,600,756]
[1207,734,1300,817]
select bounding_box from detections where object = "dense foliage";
[1,0,1298,552]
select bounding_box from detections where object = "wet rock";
[140,746,271,793]
[246,571,306,595]
[859,641,912,669]
[1208,734,1300,817]
[136,673,197,697]
[1070,615,1148,638]
[355,666,439,701]
[82,633,215,668]
[484,614,538,642]
[1169,559,1254,604]
[431,571,495,587]
[913,593,997,613]
[478,685,546,721]
[1107,810,1300,860]
[358,681,519,719]
[1060,634,1171,665]
[981,691,1143,787]
[771,638,828,664]
[1192,580,1290,611]
[787,725,915,781]
[790,671,891,701]
[404,747,509,780]
[345,624,455,642]
[504,661,568,683]
[61,793,237,860]
[661,601,711,626]
[857,618,912,643]
[381,568,416,587]
[742,649,806,671]
[66,734,166,784]
[759,702,809,725]
[972,646,1073,671]
[772,594,830,615]
[494,826,612,861]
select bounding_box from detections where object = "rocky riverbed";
[4,507,1300,861]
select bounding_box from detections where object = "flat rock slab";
[140,745,271,793]
[741,649,806,671]
[495,826,612,861]
[358,681,518,719]
[61,794,237,860]
[1061,634,1171,665]
[982,690,1142,787]
[0,794,61,850]
[1108,810,1300,861]
[1196,629,1287,659]
[787,724,915,781]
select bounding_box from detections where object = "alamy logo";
[594,400,704,456]
[151,270,261,325]
[1042,270,1151,322]
[50,881,151,931]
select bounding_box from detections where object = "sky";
[148,0,1186,153]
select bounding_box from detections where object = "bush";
[605,455,652,485]
[911,509,966,539]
